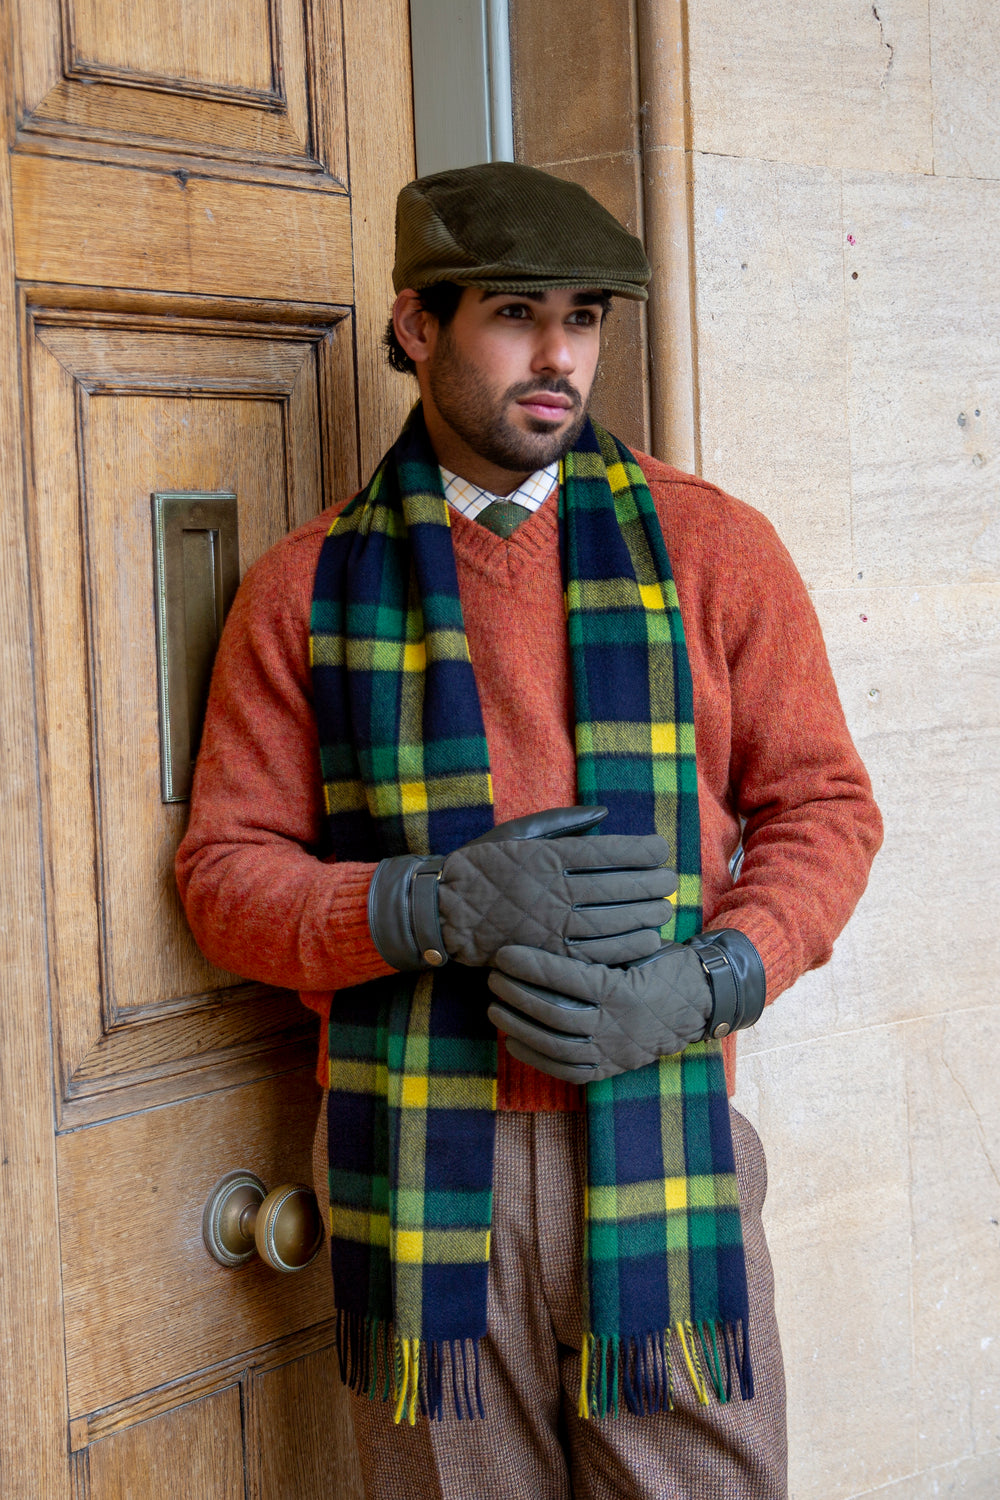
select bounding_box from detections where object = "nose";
[531,319,575,376]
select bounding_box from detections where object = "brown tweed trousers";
[313,1103,787,1500]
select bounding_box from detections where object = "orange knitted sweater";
[176,453,882,1103]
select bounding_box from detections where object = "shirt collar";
[439,462,560,522]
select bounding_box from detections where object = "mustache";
[505,377,583,411]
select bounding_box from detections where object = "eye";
[567,308,600,327]
[497,302,532,319]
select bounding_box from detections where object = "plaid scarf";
[310,406,753,1423]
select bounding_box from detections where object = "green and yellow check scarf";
[310,406,753,1422]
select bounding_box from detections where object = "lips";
[516,392,574,421]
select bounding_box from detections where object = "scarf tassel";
[721,1315,755,1401]
[577,1322,751,1419]
[334,1312,487,1425]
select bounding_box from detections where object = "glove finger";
[486,998,601,1063]
[554,833,672,873]
[567,929,662,964]
[563,869,679,906]
[492,945,613,1003]
[502,1036,603,1085]
[468,805,607,845]
[487,972,600,1037]
[565,897,674,938]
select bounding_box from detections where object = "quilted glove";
[367,805,677,971]
[486,928,766,1083]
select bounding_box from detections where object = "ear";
[392,289,438,367]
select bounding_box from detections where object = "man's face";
[421,286,605,477]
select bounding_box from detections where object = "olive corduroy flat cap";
[392,161,651,302]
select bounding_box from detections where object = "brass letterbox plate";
[152,492,240,803]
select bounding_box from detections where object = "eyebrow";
[478,289,605,306]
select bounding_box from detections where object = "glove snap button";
[423,949,446,967]
[711,1021,731,1039]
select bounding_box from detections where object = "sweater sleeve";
[648,464,883,1005]
[714,528,881,998]
[174,520,393,996]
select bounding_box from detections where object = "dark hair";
[384,282,465,376]
[384,284,615,376]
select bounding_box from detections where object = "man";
[178,162,881,1499]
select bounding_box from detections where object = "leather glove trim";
[368,855,446,971]
[410,858,447,966]
[688,928,766,1039]
[464,806,608,846]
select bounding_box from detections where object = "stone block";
[510,0,638,165]
[732,583,1000,1044]
[733,1028,915,1498]
[905,1012,1000,1472]
[931,0,1000,180]
[736,1010,1000,1497]
[813,585,1000,742]
[739,720,1000,1049]
[854,1450,1000,1497]
[687,0,933,173]
[844,172,1000,588]
[692,153,853,589]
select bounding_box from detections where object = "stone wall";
[511,2,1000,1494]
[689,6,1000,1496]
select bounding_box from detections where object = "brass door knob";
[202,1170,324,1273]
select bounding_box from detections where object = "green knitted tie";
[475,498,531,538]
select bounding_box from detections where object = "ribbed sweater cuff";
[306,861,390,1087]
[704,918,796,1098]
[706,914,799,1008]
[320,860,389,983]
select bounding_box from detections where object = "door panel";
[12,158,354,301]
[250,1348,365,1499]
[69,0,276,92]
[59,1070,331,1413]
[25,305,345,1112]
[84,1387,245,1500]
[17,0,345,183]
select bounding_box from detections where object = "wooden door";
[0,1,414,1494]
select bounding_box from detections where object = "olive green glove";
[367,805,677,971]
[487,928,766,1083]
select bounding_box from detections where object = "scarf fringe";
[336,1310,752,1422]
[577,1322,753,1420]
[335,1311,487,1425]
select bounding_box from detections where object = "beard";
[427,330,590,474]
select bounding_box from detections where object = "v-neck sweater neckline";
[448,488,561,577]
